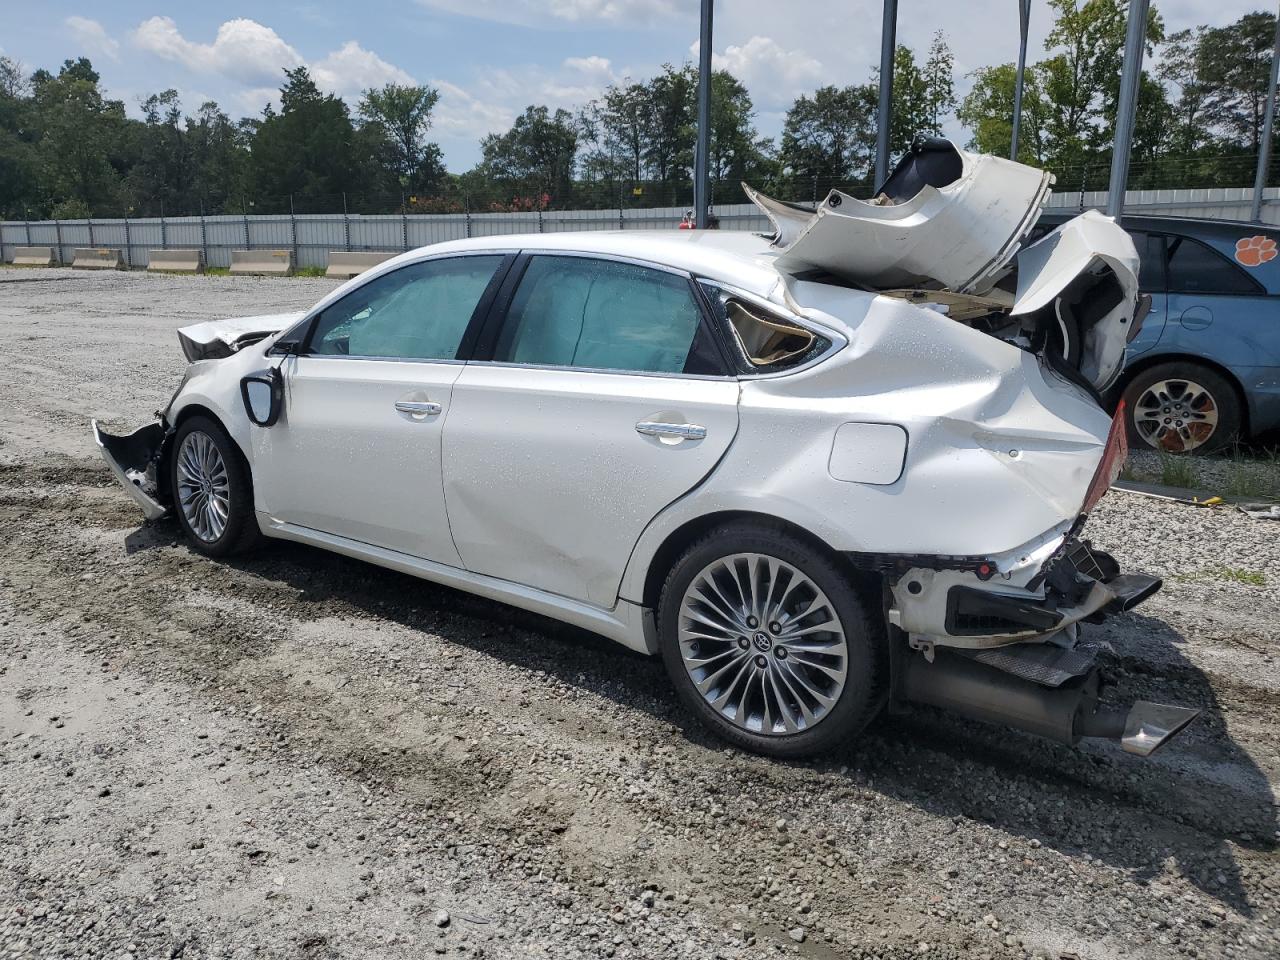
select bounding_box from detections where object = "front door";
[442,253,740,607]
[255,254,508,564]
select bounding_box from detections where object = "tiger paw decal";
[1235,235,1277,267]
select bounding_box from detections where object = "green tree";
[958,63,1050,163]
[780,84,877,189]
[358,83,444,192]
[1197,12,1277,155]
[251,66,361,211]
[479,105,578,201]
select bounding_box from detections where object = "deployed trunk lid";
[745,138,1142,392]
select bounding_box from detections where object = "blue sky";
[4,0,1263,170]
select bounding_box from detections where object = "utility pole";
[694,0,714,228]
[1251,5,1280,222]
[1106,0,1150,219]
[874,0,898,189]
[1011,0,1031,161]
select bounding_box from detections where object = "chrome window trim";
[697,278,848,380]
[467,360,736,382]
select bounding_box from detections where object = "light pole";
[1011,0,1031,161]
[1250,5,1280,223]
[874,0,898,189]
[694,0,714,228]
[1106,0,1150,219]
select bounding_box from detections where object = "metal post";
[537,194,544,233]
[465,195,472,239]
[401,193,409,252]
[1251,7,1280,222]
[694,0,714,229]
[54,219,62,265]
[199,209,208,269]
[289,195,298,263]
[342,193,351,251]
[24,215,31,247]
[874,0,898,189]
[1106,0,1150,219]
[242,196,251,249]
[160,211,167,249]
[1011,0,1031,161]
[618,182,625,230]
[123,215,131,268]
[87,217,94,249]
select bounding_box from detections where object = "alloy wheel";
[176,430,231,542]
[1132,377,1220,453]
[677,553,849,736]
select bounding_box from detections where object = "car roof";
[405,230,786,300]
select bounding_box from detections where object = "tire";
[169,415,263,557]
[1120,362,1242,455]
[658,521,886,758]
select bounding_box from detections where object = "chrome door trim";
[395,400,443,417]
[636,420,707,440]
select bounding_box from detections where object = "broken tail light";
[1082,400,1129,514]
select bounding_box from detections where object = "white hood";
[177,312,305,362]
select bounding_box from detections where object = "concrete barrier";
[325,251,397,278]
[230,249,292,276]
[325,252,394,277]
[11,246,58,266]
[72,248,125,270]
[147,249,203,273]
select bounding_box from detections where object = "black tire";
[658,521,886,758]
[1120,362,1242,455]
[168,415,263,557]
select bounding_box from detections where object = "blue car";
[1037,213,1280,453]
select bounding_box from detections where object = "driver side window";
[309,255,504,360]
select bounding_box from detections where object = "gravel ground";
[1,268,1278,960]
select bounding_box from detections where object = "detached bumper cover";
[91,419,170,520]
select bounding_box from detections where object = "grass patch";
[1174,566,1267,587]
[294,265,327,278]
[1156,451,1199,489]
[1222,445,1280,499]
[204,266,231,276]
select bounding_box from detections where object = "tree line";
[0,1,1274,220]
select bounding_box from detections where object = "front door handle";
[395,400,442,419]
[635,420,707,441]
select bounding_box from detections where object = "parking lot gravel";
[1,268,1278,960]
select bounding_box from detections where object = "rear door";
[441,253,739,607]
[1126,230,1167,356]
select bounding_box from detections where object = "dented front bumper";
[91,419,170,520]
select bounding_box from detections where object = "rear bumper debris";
[91,419,170,520]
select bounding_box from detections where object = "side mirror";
[240,367,283,427]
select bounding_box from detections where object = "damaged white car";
[96,138,1199,759]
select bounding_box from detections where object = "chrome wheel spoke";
[677,552,849,738]
[176,431,230,543]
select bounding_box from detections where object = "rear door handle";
[635,420,707,440]
[395,400,442,419]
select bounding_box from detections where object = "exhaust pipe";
[901,649,1199,756]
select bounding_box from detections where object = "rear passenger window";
[1130,232,1166,292]
[492,256,724,375]
[1165,236,1260,295]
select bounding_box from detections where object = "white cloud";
[563,55,614,79]
[131,17,416,104]
[415,0,682,28]
[691,35,824,106]
[133,17,303,87]
[312,41,415,99]
[66,16,119,62]
[431,79,514,140]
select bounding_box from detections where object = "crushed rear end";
[748,137,1197,756]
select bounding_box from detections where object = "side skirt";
[257,515,657,655]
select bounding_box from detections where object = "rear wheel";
[658,522,885,758]
[1121,362,1241,455]
[169,415,262,557]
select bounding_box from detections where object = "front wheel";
[658,522,885,758]
[169,415,262,557]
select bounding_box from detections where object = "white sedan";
[96,139,1198,758]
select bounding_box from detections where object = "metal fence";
[4,187,1280,270]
